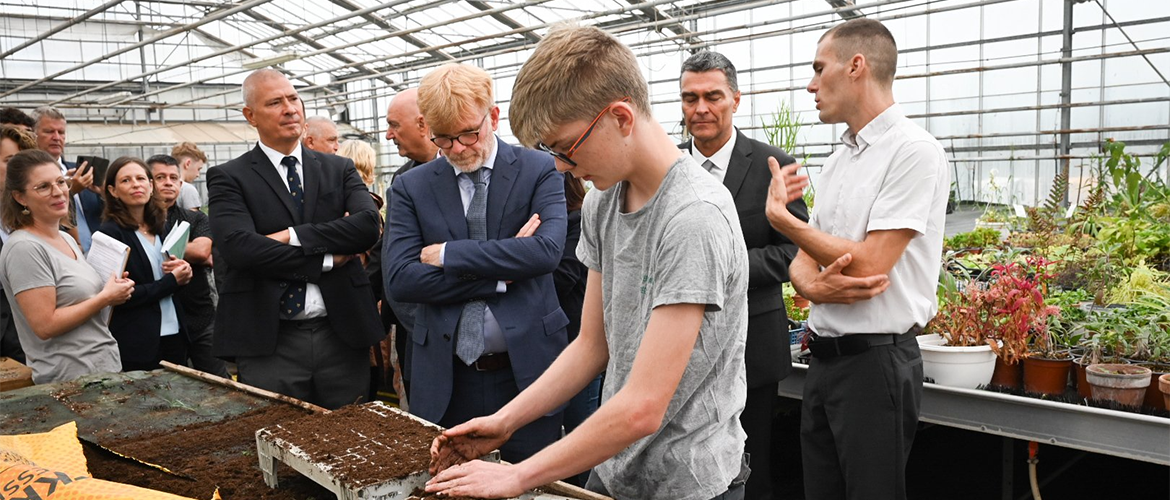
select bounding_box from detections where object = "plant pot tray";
[256,401,576,500]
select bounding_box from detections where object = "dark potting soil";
[408,486,489,500]
[84,403,333,499]
[263,402,441,488]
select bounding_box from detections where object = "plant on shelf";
[944,227,1003,252]
[985,258,1061,365]
[762,101,815,212]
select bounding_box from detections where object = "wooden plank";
[160,361,328,414]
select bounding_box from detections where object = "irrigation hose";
[1028,441,1043,500]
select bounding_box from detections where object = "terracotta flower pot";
[990,356,1022,389]
[1073,357,1093,399]
[1023,356,1072,396]
[1086,363,1152,407]
[1136,364,1170,411]
[1160,374,1170,411]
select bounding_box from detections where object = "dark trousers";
[122,333,188,372]
[186,322,229,378]
[741,382,777,500]
[437,357,562,464]
[800,336,923,500]
[236,317,369,410]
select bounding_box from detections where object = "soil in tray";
[85,403,333,499]
[263,402,441,488]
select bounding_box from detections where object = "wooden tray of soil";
[256,401,586,500]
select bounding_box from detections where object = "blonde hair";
[417,63,493,134]
[170,141,207,163]
[338,139,376,186]
[510,24,651,148]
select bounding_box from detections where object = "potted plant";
[1086,363,1151,407]
[984,261,1060,390]
[921,269,997,389]
[1017,257,1072,396]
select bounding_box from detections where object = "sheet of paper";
[86,232,130,281]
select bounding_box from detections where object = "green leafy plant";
[945,227,1003,251]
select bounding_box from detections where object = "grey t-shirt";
[0,230,121,384]
[578,154,749,500]
[177,182,201,210]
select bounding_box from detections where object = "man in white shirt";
[765,19,950,500]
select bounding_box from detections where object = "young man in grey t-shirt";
[423,26,806,500]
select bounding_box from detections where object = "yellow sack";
[0,422,88,478]
[0,422,196,500]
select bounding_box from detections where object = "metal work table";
[778,363,1170,466]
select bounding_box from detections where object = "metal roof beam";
[325,0,455,62]
[51,0,415,106]
[0,0,276,100]
[825,0,865,20]
[240,9,399,88]
[622,0,703,49]
[465,0,542,45]
[0,0,124,60]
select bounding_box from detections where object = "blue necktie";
[456,168,487,364]
[280,156,307,318]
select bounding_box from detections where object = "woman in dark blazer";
[97,157,193,372]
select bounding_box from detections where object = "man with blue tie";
[386,63,568,463]
[31,106,101,252]
[207,69,383,409]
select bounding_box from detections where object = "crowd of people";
[0,17,950,500]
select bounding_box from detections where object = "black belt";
[807,325,922,359]
[465,352,510,372]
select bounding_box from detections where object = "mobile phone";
[76,156,110,185]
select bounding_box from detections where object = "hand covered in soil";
[425,460,525,499]
[429,415,512,475]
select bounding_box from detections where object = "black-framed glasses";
[27,178,70,197]
[537,96,630,167]
[430,114,489,149]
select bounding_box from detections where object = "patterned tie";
[702,159,717,173]
[456,168,488,364]
[280,156,307,318]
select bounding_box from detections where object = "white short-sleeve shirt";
[808,104,950,337]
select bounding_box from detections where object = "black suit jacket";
[207,146,383,357]
[681,130,810,386]
[96,221,187,370]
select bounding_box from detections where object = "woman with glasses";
[0,149,133,384]
[97,157,193,372]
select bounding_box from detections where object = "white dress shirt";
[807,105,951,337]
[256,141,332,319]
[689,128,738,183]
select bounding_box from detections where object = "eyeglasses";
[27,178,70,197]
[430,114,490,149]
[537,96,630,167]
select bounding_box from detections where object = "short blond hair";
[338,139,376,185]
[417,63,493,134]
[171,141,207,163]
[510,24,651,148]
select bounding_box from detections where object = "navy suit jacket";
[386,137,568,424]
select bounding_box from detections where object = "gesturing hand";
[764,156,809,231]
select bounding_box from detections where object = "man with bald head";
[207,68,384,409]
[303,116,341,155]
[379,87,441,400]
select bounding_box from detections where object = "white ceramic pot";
[919,341,996,389]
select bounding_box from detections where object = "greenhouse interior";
[0,1,1168,499]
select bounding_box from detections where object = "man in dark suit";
[679,51,810,500]
[207,69,383,409]
[379,87,441,401]
[386,63,567,463]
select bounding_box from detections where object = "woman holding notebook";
[0,149,133,384]
[97,157,193,372]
